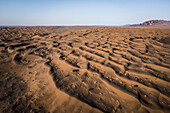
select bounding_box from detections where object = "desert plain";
[0,26,170,113]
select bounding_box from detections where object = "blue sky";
[0,0,170,26]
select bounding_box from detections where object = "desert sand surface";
[0,27,170,113]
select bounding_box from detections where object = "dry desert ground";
[0,27,170,113]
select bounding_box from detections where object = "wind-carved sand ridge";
[0,27,170,113]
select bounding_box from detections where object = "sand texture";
[0,27,170,113]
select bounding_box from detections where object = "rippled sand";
[0,27,170,113]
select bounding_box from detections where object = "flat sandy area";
[0,27,170,113]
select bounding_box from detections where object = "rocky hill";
[140,20,170,26]
[130,20,170,28]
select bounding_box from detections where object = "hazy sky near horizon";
[0,0,170,26]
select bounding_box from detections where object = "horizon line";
[0,24,126,27]
[1,19,169,27]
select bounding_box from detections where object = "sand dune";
[0,27,170,113]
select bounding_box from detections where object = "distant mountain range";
[130,20,170,28]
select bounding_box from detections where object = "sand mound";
[0,27,170,113]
